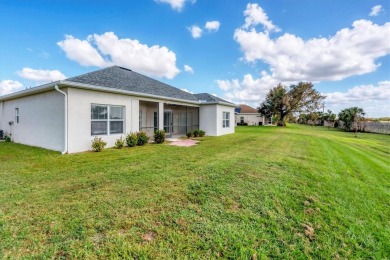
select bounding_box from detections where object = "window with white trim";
[15,108,19,124]
[91,104,124,135]
[222,111,230,128]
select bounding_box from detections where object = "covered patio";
[139,101,199,138]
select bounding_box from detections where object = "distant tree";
[308,112,319,126]
[258,82,325,126]
[323,110,336,128]
[338,107,365,137]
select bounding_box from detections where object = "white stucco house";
[0,66,235,153]
[235,104,271,126]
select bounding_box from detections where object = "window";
[154,112,158,131]
[240,116,244,124]
[15,108,19,124]
[91,104,124,135]
[223,111,230,128]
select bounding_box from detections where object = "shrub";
[193,129,200,137]
[137,131,150,146]
[4,135,11,142]
[91,137,106,152]
[192,129,205,137]
[154,130,166,144]
[186,131,194,138]
[126,132,138,147]
[198,130,206,137]
[114,136,125,149]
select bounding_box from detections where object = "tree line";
[257,82,366,136]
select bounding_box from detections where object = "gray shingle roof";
[194,93,234,105]
[66,66,198,102]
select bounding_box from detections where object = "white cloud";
[216,71,278,104]
[324,81,390,117]
[243,3,280,32]
[17,68,66,82]
[184,64,194,73]
[181,88,194,93]
[57,35,109,67]
[155,0,195,11]
[205,21,220,32]
[234,19,390,81]
[369,5,383,16]
[188,25,203,38]
[58,32,180,79]
[0,80,23,96]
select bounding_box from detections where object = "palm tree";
[350,107,365,137]
[338,107,365,137]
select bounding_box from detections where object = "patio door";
[164,111,173,136]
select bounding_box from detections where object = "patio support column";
[263,116,265,126]
[158,102,164,130]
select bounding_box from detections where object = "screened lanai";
[139,101,199,138]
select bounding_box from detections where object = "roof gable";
[237,104,258,113]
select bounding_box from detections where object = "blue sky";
[1,0,389,117]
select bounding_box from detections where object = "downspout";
[54,85,68,154]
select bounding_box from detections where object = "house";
[0,66,235,153]
[234,104,271,126]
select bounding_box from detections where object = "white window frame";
[223,111,230,128]
[91,104,125,136]
[15,108,19,124]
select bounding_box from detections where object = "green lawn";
[0,125,389,259]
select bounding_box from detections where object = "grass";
[0,125,389,258]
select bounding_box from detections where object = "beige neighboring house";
[235,104,271,126]
[0,66,236,153]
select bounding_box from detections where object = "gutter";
[54,85,68,154]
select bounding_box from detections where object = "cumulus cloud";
[17,68,66,82]
[234,19,390,81]
[58,32,180,79]
[369,5,383,16]
[57,35,109,67]
[243,3,280,32]
[216,71,278,104]
[188,25,203,38]
[184,64,194,73]
[324,81,390,117]
[205,21,220,32]
[0,80,23,96]
[155,0,195,11]
[325,81,390,104]
[181,88,194,93]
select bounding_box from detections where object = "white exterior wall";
[199,104,234,136]
[216,105,235,135]
[199,105,217,136]
[235,113,264,126]
[0,90,65,151]
[67,88,140,153]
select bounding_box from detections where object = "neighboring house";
[235,104,271,126]
[0,66,235,153]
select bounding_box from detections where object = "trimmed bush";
[154,130,166,144]
[5,135,11,142]
[126,132,138,147]
[91,137,106,152]
[186,131,194,138]
[114,136,125,149]
[198,130,206,137]
[193,129,200,137]
[137,131,150,146]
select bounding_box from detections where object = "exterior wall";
[216,105,235,136]
[199,105,217,136]
[0,90,65,151]
[235,113,264,126]
[199,104,235,136]
[67,88,140,153]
